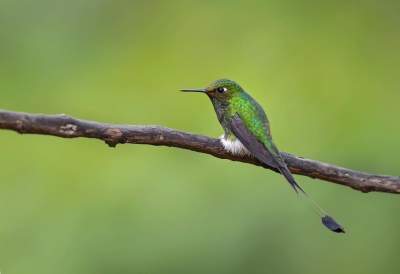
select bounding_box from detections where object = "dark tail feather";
[322,216,345,233]
[278,165,306,194]
[279,166,345,234]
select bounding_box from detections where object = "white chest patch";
[219,135,250,155]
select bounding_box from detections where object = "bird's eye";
[217,87,228,93]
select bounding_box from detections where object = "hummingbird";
[181,79,345,233]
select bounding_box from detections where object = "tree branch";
[0,109,399,194]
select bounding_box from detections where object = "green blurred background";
[1,0,400,273]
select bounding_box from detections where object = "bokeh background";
[1,1,400,273]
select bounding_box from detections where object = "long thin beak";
[180,88,206,93]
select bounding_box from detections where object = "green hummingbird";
[181,79,345,233]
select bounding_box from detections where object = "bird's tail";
[278,165,345,233]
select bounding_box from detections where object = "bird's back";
[229,92,276,153]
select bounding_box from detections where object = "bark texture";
[0,109,399,194]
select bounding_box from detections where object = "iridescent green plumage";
[181,79,344,234]
[203,79,301,192]
[216,80,278,156]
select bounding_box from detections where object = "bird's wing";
[230,113,345,233]
[230,113,304,193]
[229,114,277,168]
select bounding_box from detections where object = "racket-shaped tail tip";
[322,215,345,233]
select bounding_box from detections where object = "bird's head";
[181,79,244,103]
